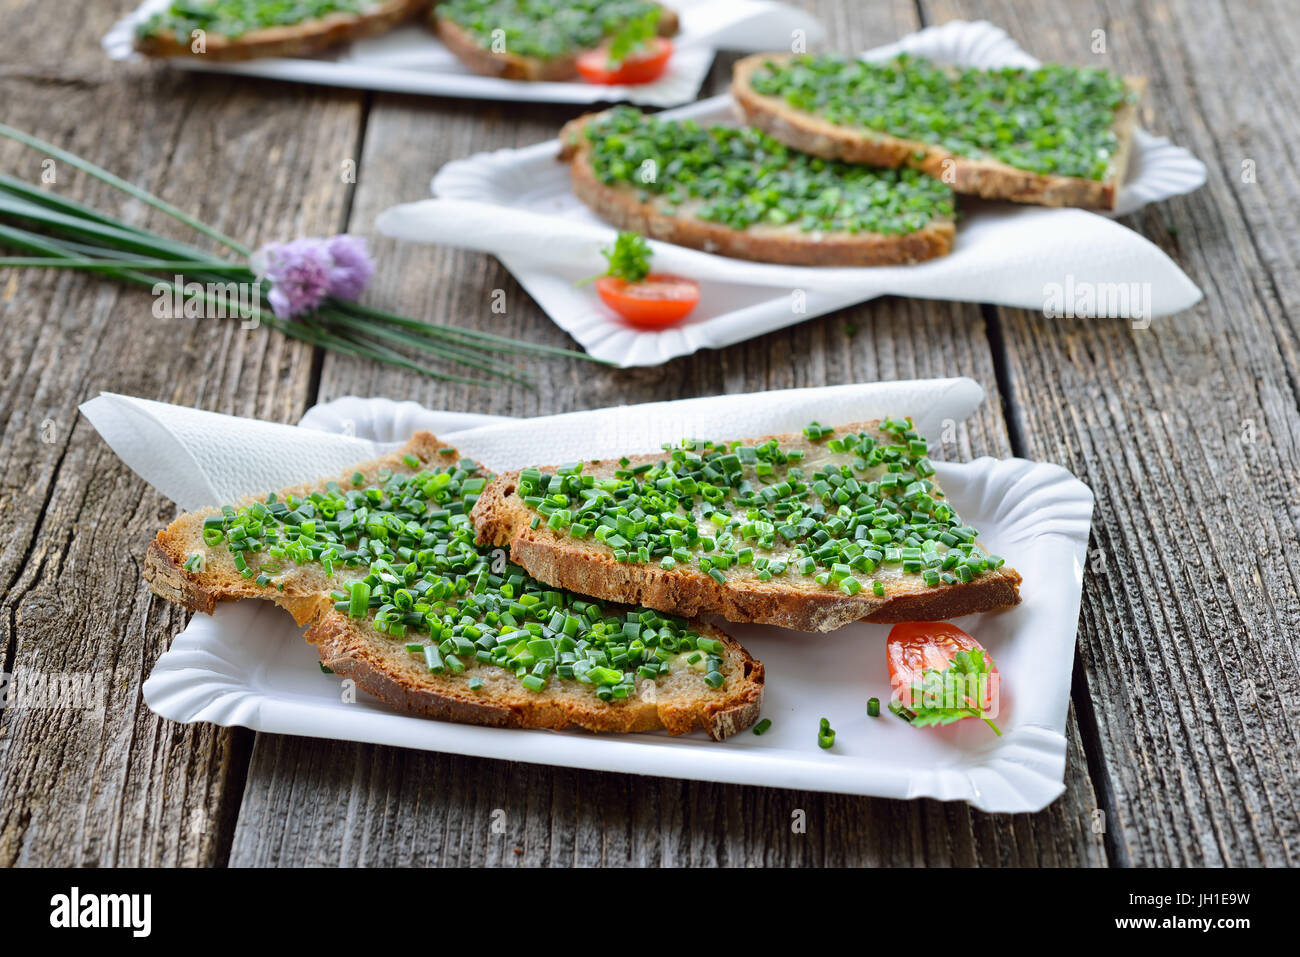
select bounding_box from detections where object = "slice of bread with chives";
[133,0,431,62]
[472,419,1022,633]
[432,1,678,82]
[559,107,957,266]
[144,432,763,739]
[732,53,1144,210]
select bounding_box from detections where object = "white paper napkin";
[379,195,1203,312]
[81,378,985,507]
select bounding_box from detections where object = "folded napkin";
[81,378,985,507]
[380,196,1203,312]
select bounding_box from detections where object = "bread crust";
[143,431,763,739]
[558,112,955,266]
[431,5,679,82]
[133,0,430,62]
[471,422,1023,633]
[731,53,1145,210]
[308,612,763,738]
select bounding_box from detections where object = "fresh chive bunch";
[516,418,1005,599]
[751,53,1134,181]
[201,452,722,698]
[0,123,601,387]
[584,107,955,234]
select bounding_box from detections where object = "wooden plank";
[229,0,1106,866]
[921,0,1300,864]
[0,0,363,864]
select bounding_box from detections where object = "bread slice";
[133,0,430,62]
[431,3,678,81]
[559,110,956,266]
[473,420,1022,632]
[732,53,1145,210]
[143,431,763,739]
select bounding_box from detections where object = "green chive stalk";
[0,124,609,385]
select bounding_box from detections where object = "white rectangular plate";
[120,382,1095,813]
[103,0,824,107]
[399,19,1205,367]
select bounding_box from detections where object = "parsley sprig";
[889,648,1002,736]
[578,231,652,285]
[606,7,660,68]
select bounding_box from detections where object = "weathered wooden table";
[1,0,1295,867]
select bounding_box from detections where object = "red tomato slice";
[886,622,1000,718]
[577,37,673,85]
[594,273,700,328]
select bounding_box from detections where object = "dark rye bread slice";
[134,0,430,61]
[432,4,678,81]
[143,431,763,739]
[731,53,1145,210]
[472,422,1022,633]
[558,112,956,266]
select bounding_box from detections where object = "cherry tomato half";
[594,273,700,328]
[886,622,1000,715]
[576,37,673,86]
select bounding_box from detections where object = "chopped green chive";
[752,718,772,735]
[750,53,1134,182]
[348,581,370,618]
[436,0,663,60]
[194,456,721,698]
[583,108,954,236]
[867,697,880,717]
[515,418,995,598]
[817,717,836,749]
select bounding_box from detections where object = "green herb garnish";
[750,53,1135,181]
[889,649,1001,735]
[817,717,836,749]
[753,718,772,735]
[583,107,954,235]
[605,7,660,67]
[579,231,652,285]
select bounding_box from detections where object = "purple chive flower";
[252,234,376,319]
[253,237,332,319]
[324,234,375,302]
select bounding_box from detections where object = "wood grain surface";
[0,0,1288,866]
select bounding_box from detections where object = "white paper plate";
[408,19,1206,367]
[102,0,825,107]
[138,386,1094,813]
